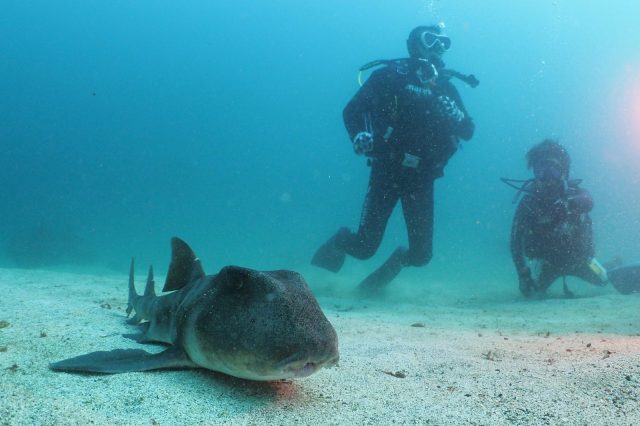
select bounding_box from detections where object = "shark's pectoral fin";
[126,315,143,325]
[49,347,195,374]
[122,332,170,346]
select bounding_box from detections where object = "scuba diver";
[507,140,607,298]
[507,139,640,298]
[312,24,477,294]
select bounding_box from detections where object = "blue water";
[1,1,639,298]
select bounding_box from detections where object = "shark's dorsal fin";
[163,237,205,292]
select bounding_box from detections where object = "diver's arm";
[456,115,475,141]
[343,69,389,141]
[442,83,474,141]
[510,199,532,278]
[567,187,593,214]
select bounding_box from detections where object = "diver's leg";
[572,260,608,286]
[357,177,434,294]
[312,165,398,272]
[552,260,607,297]
[357,246,408,295]
[535,261,560,297]
[341,165,400,259]
[401,178,434,267]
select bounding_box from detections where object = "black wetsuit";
[510,181,605,293]
[337,59,474,267]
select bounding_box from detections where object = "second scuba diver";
[312,24,476,294]
[508,139,640,297]
[508,139,610,298]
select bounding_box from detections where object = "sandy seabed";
[1,267,640,425]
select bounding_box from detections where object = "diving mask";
[533,158,564,182]
[420,31,451,53]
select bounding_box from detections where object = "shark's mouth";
[279,353,339,378]
[287,362,319,378]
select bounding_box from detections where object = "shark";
[50,237,339,380]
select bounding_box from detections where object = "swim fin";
[311,228,348,273]
[608,264,640,295]
[357,247,407,295]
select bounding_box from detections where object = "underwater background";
[1,0,638,299]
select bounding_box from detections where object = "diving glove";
[434,95,465,127]
[353,131,374,155]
